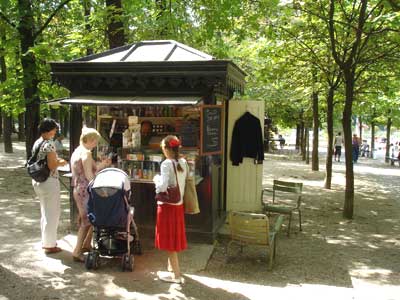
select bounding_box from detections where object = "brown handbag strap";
[171,159,179,189]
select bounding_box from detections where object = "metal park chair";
[261,180,303,237]
[226,211,284,270]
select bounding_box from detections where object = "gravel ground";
[0,142,399,300]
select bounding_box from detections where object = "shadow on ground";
[1,143,400,299]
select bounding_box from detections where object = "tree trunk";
[264,124,270,153]
[385,115,392,162]
[325,88,334,189]
[0,13,4,140]
[2,112,13,153]
[370,121,375,158]
[0,109,2,136]
[312,91,319,170]
[299,121,304,159]
[0,25,12,152]
[306,127,310,164]
[155,0,168,37]
[18,0,41,159]
[50,107,59,122]
[83,0,93,56]
[295,123,300,150]
[17,113,25,141]
[301,122,306,161]
[358,116,362,141]
[105,0,125,49]
[62,107,69,137]
[342,69,355,219]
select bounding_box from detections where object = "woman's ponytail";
[174,149,183,172]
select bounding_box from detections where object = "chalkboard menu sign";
[200,105,222,155]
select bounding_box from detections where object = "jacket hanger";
[245,104,256,116]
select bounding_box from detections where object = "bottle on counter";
[131,165,136,179]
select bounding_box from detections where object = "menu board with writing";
[200,105,222,155]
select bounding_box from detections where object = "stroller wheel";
[85,251,99,270]
[121,253,134,272]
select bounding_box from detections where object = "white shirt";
[154,158,187,205]
[334,135,343,147]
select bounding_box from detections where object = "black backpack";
[27,140,50,182]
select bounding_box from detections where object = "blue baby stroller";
[85,168,142,271]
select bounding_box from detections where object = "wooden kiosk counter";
[50,40,247,243]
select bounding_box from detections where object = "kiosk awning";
[47,96,201,106]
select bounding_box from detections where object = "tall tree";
[325,0,399,218]
[324,73,341,189]
[0,11,12,153]
[17,0,41,158]
[1,0,73,158]
[385,112,392,161]
[105,0,125,49]
[311,70,319,171]
[83,0,93,55]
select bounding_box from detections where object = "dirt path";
[0,143,399,300]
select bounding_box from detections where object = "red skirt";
[155,204,187,252]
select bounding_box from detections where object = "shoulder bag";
[155,161,181,204]
[27,140,50,182]
[183,161,200,214]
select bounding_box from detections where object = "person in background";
[278,134,285,149]
[360,140,370,157]
[32,118,68,254]
[141,120,153,146]
[397,148,400,164]
[352,134,360,163]
[70,127,111,262]
[334,132,343,162]
[153,135,188,284]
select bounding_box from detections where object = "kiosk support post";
[69,104,82,230]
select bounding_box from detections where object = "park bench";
[261,180,303,236]
[227,211,284,270]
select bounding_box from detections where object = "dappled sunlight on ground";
[186,274,354,300]
[1,143,400,299]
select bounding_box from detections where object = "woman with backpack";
[31,118,68,254]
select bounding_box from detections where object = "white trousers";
[33,177,61,248]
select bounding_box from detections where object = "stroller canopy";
[92,168,131,192]
[87,168,131,228]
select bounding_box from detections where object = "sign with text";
[200,105,222,155]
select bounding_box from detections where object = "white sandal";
[158,274,184,284]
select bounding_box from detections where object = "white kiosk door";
[226,100,264,212]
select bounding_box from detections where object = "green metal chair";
[261,180,303,236]
[226,211,284,270]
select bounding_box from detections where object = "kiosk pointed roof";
[75,40,214,62]
[51,40,245,96]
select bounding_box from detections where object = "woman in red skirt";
[153,135,187,284]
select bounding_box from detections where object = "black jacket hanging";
[230,112,264,166]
